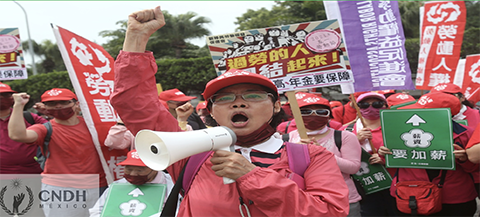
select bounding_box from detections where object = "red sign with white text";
[54,26,128,182]
[462,54,480,104]
[416,1,466,90]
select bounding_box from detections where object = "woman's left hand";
[210,150,257,180]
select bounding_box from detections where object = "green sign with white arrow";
[380,108,455,170]
[101,183,167,217]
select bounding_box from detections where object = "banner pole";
[350,94,377,154]
[286,91,308,140]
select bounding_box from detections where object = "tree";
[151,11,211,58]
[100,10,211,59]
[235,1,326,31]
[22,39,66,74]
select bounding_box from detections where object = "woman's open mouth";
[231,113,249,127]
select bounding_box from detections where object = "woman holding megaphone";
[110,6,349,217]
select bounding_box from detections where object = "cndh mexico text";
[38,190,88,209]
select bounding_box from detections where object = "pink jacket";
[111,51,349,216]
[289,128,362,204]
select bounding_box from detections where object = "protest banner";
[351,149,393,195]
[207,20,353,139]
[0,28,28,80]
[53,26,129,183]
[461,54,480,104]
[381,108,455,170]
[101,183,166,217]
[324,1,415,93]
[416,1,467,90]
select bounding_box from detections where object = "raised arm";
[8,93,39,143]
[123,6,165,53]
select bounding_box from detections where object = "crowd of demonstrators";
[332,92,365,125]
[8,88,108,217]
[195,101,218,127]
[340,92,398,216]
[89,149,177,217]
[385,92,416,108]
[0,82,47,174]
[379,92,478,216]
[110,6,350,217]
[287,92,362,217]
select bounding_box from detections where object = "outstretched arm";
[8,93,39,143]
[123,6,165,53]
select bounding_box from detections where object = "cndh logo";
[0,179,34,216]
[38,190,88,209]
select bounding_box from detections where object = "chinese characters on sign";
[272,69,353,93]
[351,150,393,195]
[0,28,27,80]
[381,109,456,170]
[337,1,415,91]
[416,1,466,90]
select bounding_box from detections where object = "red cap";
[329,101,343,108]
[202,68,278,101]
[357,92,386,103]
[196,101,207,113]
[117,150,147,167]
[430,83,462,94]
[0,82,17,93]
[41,88,77,102]
[295,92,331,109]
[158,88,196,102]
[376,89,396,95]
[386,93,415,107]
[401,92,461,115]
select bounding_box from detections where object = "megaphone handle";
[221,145,236,184]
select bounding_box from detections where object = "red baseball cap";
[295,92,331,109]
[196,101,207,113]
[0,82,17,93]
[158,88,196,102]
[202,68,278,101]
[357,92,386,103]
[386,93,416,107]
[430,83,462,94]
[376,89,396,95]
[41,88,77,102]
[401,92,461,115]
[118,150,147,167]
[329,101,343,108]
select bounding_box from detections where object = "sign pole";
[350,94,377,154]
[286,91,308,140]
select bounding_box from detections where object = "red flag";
[462,54,480,104]
[416,1,466,90]
[53,26,129,183]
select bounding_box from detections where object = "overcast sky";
[1,1,276,64]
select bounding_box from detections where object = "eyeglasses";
[209,91,273,104]
[300,109,330,117]
[43,100,73,107]
[357,101,385,109]
[0,93,13,98]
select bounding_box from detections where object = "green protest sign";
[101,183,166,217]
[351,149,392,195]
[381,108,455,170]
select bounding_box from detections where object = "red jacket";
[390,122,478,204]
[111,51,350,216]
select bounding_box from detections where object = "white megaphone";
[135,126,237,184]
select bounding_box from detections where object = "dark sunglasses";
[300,109,330,117]
[43,100,74,107]
[357,101,385,109]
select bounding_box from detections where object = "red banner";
[416,1,466,90]
[462,54,480,104]
[53,26,129,183]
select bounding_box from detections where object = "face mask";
[124,171,153,185]
[360,107,382,120]
[0,97,14,110]
[236,122,276,147]
[302,116,329,130]
[46,106,75,120]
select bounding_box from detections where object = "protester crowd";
[1,5,480,217]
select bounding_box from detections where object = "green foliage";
[461,27,480,58]
[235,1,326,31]
[22,39,66,74]
[404,38,420,74]
[3,71,73,108]
[155,56,217,98]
